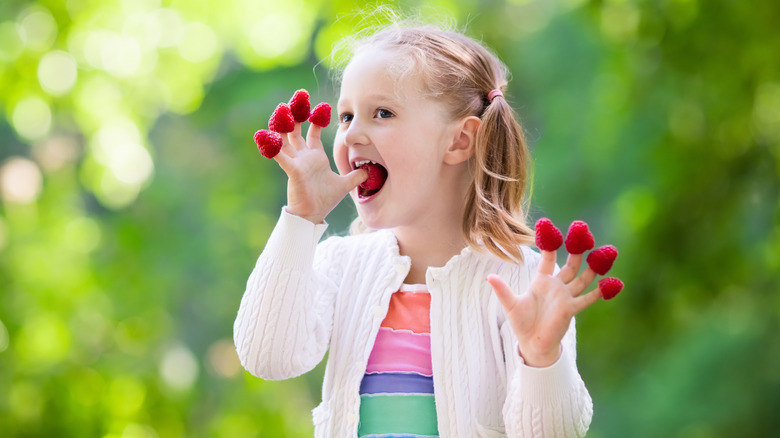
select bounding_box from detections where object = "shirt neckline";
[399,283,428,293]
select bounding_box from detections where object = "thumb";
[487,274,516,313]
[343,167,368,190]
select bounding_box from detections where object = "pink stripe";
[366,328,432,376]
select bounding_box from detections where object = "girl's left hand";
[486,250,602,368]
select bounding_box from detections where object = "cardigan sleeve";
[501,318,593,437]
[233,209,342,380]
[500,248,593,437]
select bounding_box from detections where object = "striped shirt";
[358,284,439,438]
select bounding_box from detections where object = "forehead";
[339,49,424,100]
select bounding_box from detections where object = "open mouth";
[353,160,388,200]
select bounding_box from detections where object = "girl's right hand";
[273,122,367,224]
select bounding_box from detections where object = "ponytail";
[463,90,534,263]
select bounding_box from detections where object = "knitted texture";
[234,209,593,437]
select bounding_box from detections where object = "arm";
[233,210,340,380]
[234,109,367,380]
[500,317,593,437]
[488,249,602,437]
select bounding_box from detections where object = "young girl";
[234,21,603,438]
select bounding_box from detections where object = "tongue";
[358,163,387,194]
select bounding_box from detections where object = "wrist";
[517,343,562,368]
[284,206,325,224]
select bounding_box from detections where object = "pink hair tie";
[488,89,503,102]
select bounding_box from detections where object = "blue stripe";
[359,372,434,395]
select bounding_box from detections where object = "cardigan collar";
[371,228,494,279]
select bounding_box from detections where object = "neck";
[393,184,469,285]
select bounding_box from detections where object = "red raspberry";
[308,102,331,127]
[598,277,624,300]
[289,89,311,123]
[565,220,595,254]
[269,103,295,133]
[358,163,387,191]
[534,217,563,252]
[254,129,282,158]
[586,245,618,275]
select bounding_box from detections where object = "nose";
[343,117,370,147]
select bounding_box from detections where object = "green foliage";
[0,0,778,436]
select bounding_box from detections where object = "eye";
[338,112,353,124]
[376,108,394,119]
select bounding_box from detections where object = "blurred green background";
[1,0,778,436]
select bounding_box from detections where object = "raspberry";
[308,102,331,127]
[358,163,387,191]
[586,245,618,275]
[269,103,295,133]
[565,220,595,254]
[534,217,563,252]
[254,129,283,158]
[598,277,624,300]
[289,89,311,123]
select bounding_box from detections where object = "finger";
[306,124,324,150]
[536,250,557,277]
[567,267,597,297]
[556,253,583,284]
[277,133,296,157]
[286,125,305,152]
[272,149,294,173]
[486,274,516,313]
[572,288,602,314]
[340,167,368,192]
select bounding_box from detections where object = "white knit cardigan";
[234,210,593,437]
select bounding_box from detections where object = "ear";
[443,116,481,165]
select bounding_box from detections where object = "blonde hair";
[337,20,534,263]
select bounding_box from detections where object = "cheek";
[332,136,350,176]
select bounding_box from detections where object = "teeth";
[353,159,376,169]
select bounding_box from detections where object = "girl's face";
[334,49,465,231]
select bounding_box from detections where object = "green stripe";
[358,394,438,436]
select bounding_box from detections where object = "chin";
[353,206,388,231]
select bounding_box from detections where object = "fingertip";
[567,253,583,263]
[344,167,368,189]
[537,250,557,275]
[307,123,321,138]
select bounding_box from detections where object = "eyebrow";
[338,93,404,110]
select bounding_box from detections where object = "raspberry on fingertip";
[308,102,332,127]
[586,245,618,275]
[535,218,563,252]
[565,220,595,254]
[254,129,283,159]
[269,103,295,133]
[598,277,624,300]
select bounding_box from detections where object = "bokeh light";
[31,135,82,172]
[65,216,101,253]
[15,313,72,367]
[37,50,79,96]
[178,22,218,63]
[0,157,43,204]
[11,96,52,140]
[91,121,154,186]
[17,6,57,52]
[207,339,242,378]
[159,344,199,392]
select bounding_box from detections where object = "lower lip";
[357,187,382,203]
